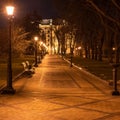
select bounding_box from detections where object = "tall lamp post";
[111,63,120,95]
[50,19,53,55]
[34,36,38,67]
[110,47,120,95]
[1,6,15,94]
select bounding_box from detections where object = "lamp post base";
[1,87,15,95]
[112,90,120,96]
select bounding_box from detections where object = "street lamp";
[110,47,120,95]
[78,46,82,56]
[34,36,38,67]
[111,63,120,95]
[1,6,15,94]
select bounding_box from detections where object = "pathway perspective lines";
[0,55,120,120]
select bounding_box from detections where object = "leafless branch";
[87,0,120,27]
[111,0,120,10]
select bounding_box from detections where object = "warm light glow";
[43,43,48,49]
[40,42,43,45]
[6,6,14,15]
[78,46,82,50]
[39,41,48,49]
[79,67,82,70]
[83,55,86,58]
[55,47,57,50]
[34,36,38,41]
[112,47,116,51]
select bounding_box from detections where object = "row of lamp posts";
[0,4,46,94]
[0,4,120,96]
[34,36,47,67]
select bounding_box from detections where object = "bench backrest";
[22,62,27,69]
[26,61,32,69]
[26,61,30,66]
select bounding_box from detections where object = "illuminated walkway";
[0,55,120,120]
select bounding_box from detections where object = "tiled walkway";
[0,55,120,120]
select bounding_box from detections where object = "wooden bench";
[21,61,35,75]
[26,61,35,73]
[37,56,41,63]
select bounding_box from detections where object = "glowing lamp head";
[78,46,82,50]
[112,47,116,51]
[34,36,38,41]
[6,6,14,16]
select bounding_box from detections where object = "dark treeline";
[52,0,120,62]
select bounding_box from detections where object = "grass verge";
[0,55,35,83]
[66,55,120,81]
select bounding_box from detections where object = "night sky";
[16,0,57,18]
[0,0,57,27]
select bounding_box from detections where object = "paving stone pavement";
[0,55,120,120]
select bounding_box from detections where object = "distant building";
[39,19,58,54]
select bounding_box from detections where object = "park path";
[0,55,120,120]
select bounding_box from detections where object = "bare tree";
[12,25,29,57]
